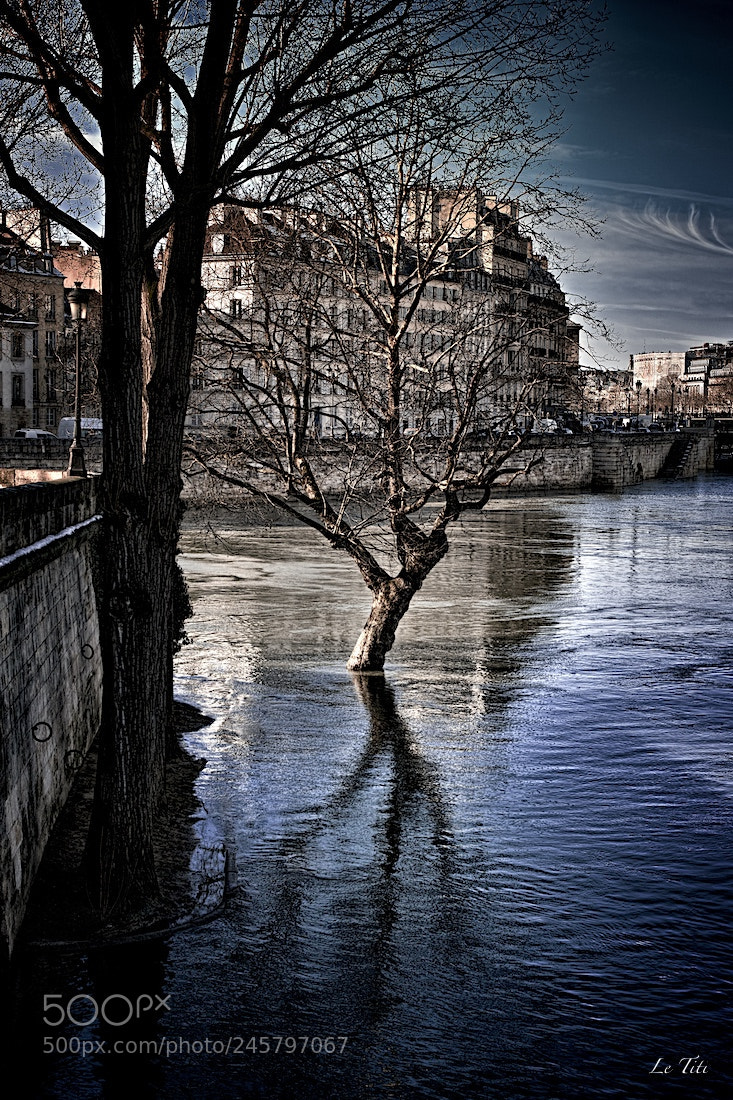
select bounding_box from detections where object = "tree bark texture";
[347,576,418,672]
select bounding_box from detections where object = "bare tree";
[186,162,589,670]
[710,375,733,414]
[179,0,606,669]
[1,0,551,920]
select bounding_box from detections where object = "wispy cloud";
[559,176,733,209]
[614,201,733,255]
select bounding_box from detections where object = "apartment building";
[190,195,580,440]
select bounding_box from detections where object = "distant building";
[0,213,65,436]
[52,239,102,295]
[630,351,686,390]
[688,342,733,412]
[580,366,633,416]
[631,343,733,414]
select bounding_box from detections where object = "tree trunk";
[86,523,171,920]
[347,576,418,672]
[83,20,170,920]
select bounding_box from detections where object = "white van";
[57,417,103,439]
[14,428,58,439]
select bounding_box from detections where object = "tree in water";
[0,0,528,921]
[185,38,603,671]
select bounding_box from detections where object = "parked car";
[14,429,58,439]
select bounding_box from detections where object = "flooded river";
[8,476,733,1097]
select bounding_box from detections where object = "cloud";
[559,176,733,209]
[614,202,733,256]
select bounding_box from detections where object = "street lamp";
[635,379,642,425]
[670,382,676,426]
[646,387,650,415]
[66,281,91,478]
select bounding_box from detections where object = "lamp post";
[66,281,91,478]
[635,379,642,425]
[646,387,650,415]
[653,386,658,420]
[670,382,676,427]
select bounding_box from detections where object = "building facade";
[190,196,580,440]
[0,214,65,436]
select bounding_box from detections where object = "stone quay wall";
[183,429,716,503]
[590,430,715,492]
[492,436,594,494]
[0,478,102,961]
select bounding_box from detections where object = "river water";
[8,475,733,1098]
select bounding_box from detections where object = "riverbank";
[180,427,716,507]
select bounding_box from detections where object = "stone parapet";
[0,476,98,557]
[0,478,102,961]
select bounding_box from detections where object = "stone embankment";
[498,427,715,494]
[0,478,102,962]
[182,428,716,502]
[588,429,715,492]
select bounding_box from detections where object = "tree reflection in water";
[241,671,460,1034]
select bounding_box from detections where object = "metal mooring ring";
[81,644,94,659]
[31,722,53,743]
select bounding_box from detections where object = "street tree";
[0,0,542,920]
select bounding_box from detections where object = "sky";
[552,0,733,370]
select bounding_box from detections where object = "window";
[0,372,3,406]
[11,331,24,358]
[45,294,56,320]
[11,373,25,407]
[32,330,39,359]
[46,406,57,428]
[230,265,242,287]
[33,369,40,403]
[45,330,57,357]
[230,299,243,319]
[191,368,205,391]
[27,293,38,319]
[45,369,57,402]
